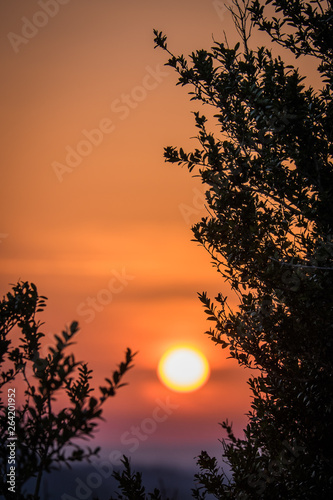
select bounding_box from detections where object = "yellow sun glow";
[157,345,210,392]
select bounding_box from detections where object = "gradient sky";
[0,1,274,489]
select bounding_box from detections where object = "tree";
[0,280,135,500]
[149,0,333,497]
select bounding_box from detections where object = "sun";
[157,345,210,392]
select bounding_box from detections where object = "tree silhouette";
[141,0,332,497]
[0,281,135,499]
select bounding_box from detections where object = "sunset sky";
[0,0,276,495]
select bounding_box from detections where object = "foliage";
[150,0,333,498]
[109,456,174,500]
[0,281,135,500]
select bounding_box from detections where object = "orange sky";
[0,0,268,477]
